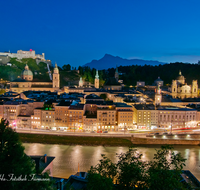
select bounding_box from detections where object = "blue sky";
[1,0,200,67]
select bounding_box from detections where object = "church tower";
[155,85,162,106]
[172,80,177,93]
[95,70,99,88]
[115,65,119,81]
[192,80,198,94]
[79,77,83,87]
[53,63,60,90]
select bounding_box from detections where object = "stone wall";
[131,135,200,145]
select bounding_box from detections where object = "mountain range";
[83,54,167,70]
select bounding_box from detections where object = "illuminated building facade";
[10,64,60,93]
[0,49,45,60]
[171,71,198,99]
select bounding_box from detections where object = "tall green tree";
[62,64,71,71]
[87,146,189,190]
[147,145,187,190]
[0,119,55,190]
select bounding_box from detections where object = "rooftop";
[114,102,132,107]
[104,77,121,86]
[157,106,196,111]
[56,100,72,107]
[29,154,55,174]
[69,104,84,110]
[85,94,103,100]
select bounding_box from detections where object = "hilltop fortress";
[0,49,45,60]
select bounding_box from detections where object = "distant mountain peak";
[83,54,166,70]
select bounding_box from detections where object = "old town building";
[171,71,198,99]
[10,64,60,93]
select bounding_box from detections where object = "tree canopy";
[0,119,55,190]
[87,145,189,190]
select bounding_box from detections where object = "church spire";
[25,64,29,70]
[95,70,99,79]
[115,65,119,81]
[179,70,182,75]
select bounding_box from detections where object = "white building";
[137,81,145,87]
[171,71,198,99]
[0,49,45,60]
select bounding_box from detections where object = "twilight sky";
[1,0,200,67]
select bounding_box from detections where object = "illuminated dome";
[176,70,184,80]
[176,70,185,84]
[21,64,33,81]
[22,69,33,76]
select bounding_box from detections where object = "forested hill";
[1,58,200,88]
[114,62,200,86]
[0,58,51,82]
[0,58,80,88]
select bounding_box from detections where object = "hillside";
[0,58,80,88]
[117,62,200,86]
[60,70,80,87]
[83,54,167,70]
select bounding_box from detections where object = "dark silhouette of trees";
[87,146,188,190]
[62,64,71,71]
[0,119,55,190]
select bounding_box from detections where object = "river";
[24,143,200,180]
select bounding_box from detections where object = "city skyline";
[1,0,200,67]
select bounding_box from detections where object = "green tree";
[0,89,6,95]
[0,119,55,190]
[116,148,148,190]
[87,154,116,190]
[87,146,188,190]
[78,66,83,75]
[147,145,188,190]
[100,94,107,100]
[62,64,71,71]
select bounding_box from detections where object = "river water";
[24,143,200,180]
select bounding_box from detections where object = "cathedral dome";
[176,70,184,80]
[176,75,184,80]
[22,69,33,76]
[22,64,33,76]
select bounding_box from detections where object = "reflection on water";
[24,144,200,180]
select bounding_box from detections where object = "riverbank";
[19,133,200,146]
[19,133,133,146]
[131,136,200,145]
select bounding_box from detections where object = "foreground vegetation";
[19,133,133,146]
[86,145,190,190]
[0,119,55,189]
